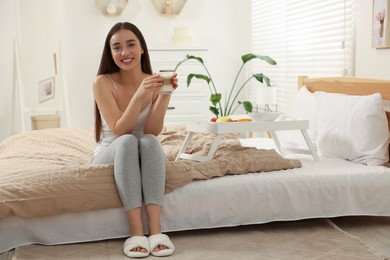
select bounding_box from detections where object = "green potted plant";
[173,53,277,119]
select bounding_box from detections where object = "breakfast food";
[233,118,252,122]
[216,116,233,122]
[210,116,252,123]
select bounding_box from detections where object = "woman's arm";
[143,94,171,135]
[93,75,138,137]
[94,74,161,137]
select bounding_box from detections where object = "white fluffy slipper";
[123,236,150,258]
[148,233,175,257]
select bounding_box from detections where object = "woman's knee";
[116,134,137,145]
[139,134,160,148]
[115,134,138,152]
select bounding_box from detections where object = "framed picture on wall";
[39,77,55,103]
[373,0,390,48]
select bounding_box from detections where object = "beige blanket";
[0,126,301,218]
[159,125,302,193]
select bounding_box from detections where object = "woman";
[91,22,177,258]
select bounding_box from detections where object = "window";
[247,0,356,113]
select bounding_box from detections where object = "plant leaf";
[241,53,277,65]
[175,55,205,72]
[187,74,210,87]
[210,93,221,106]
[242,101,253,113]
[186,55,204,64]
[209,106,219,117]
[253,73,271,86]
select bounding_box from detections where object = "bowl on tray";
[249,112,281,121]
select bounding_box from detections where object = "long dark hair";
[94,22,153,142]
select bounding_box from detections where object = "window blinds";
[247,0,355,113]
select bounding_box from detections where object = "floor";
[1,216,389,260]
[331,216,390,256]
[0,250,13,260]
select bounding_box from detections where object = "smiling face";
[109,29,144,71]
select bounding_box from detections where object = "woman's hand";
[135,74,164,98]
[143,73,178,135]
[172,73,179,90]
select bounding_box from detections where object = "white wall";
[5,1,387,141]
[54,0,249,129]
[0,0,17,141]
[355,0,390,79]
[0,0,249,141]
[19,0,61,129]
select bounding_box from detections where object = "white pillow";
[278,86,317,148]
[315,92,389,166]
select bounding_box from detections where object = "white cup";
[159,70,174,94]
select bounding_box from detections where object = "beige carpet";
[332,216,390,257]
[13,219,388,260]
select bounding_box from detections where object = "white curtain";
[247,0,356,113]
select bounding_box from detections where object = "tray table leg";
[175,133,223,162]
[269,131,285,156]
[301,130,320,161]
[205,134,223,160]
[175,131,194,161]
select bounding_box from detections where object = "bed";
[1,76,390,253]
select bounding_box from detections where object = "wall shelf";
[151,0,187,16]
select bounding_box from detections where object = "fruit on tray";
[216,116,233,122]
[211,117,252,123]
[233,118,252,122]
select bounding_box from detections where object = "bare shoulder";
[93,74,114,94]
[94,74,110,87]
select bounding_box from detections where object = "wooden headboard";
[298,75,390,131]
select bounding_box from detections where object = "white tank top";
[93,74,152,157]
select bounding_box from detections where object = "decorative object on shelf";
[38,77,55,103]
[164,0,173,14]
[151,0,187,16]
[95,0,128,16]
[171,27,192,46]
[174,54,277,118]
[372,0,390,48]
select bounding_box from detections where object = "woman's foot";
[153,244,169,253]
[148,234,175,257]
[123,236,150,258]
[131,246,148,253]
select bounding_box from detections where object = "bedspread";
[0,126,301,218]
[160,125,302,193]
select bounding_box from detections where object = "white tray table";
[175,120,319,162]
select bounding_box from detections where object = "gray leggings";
[91,134,166,211]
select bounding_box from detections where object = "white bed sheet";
[1,138,390,253]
